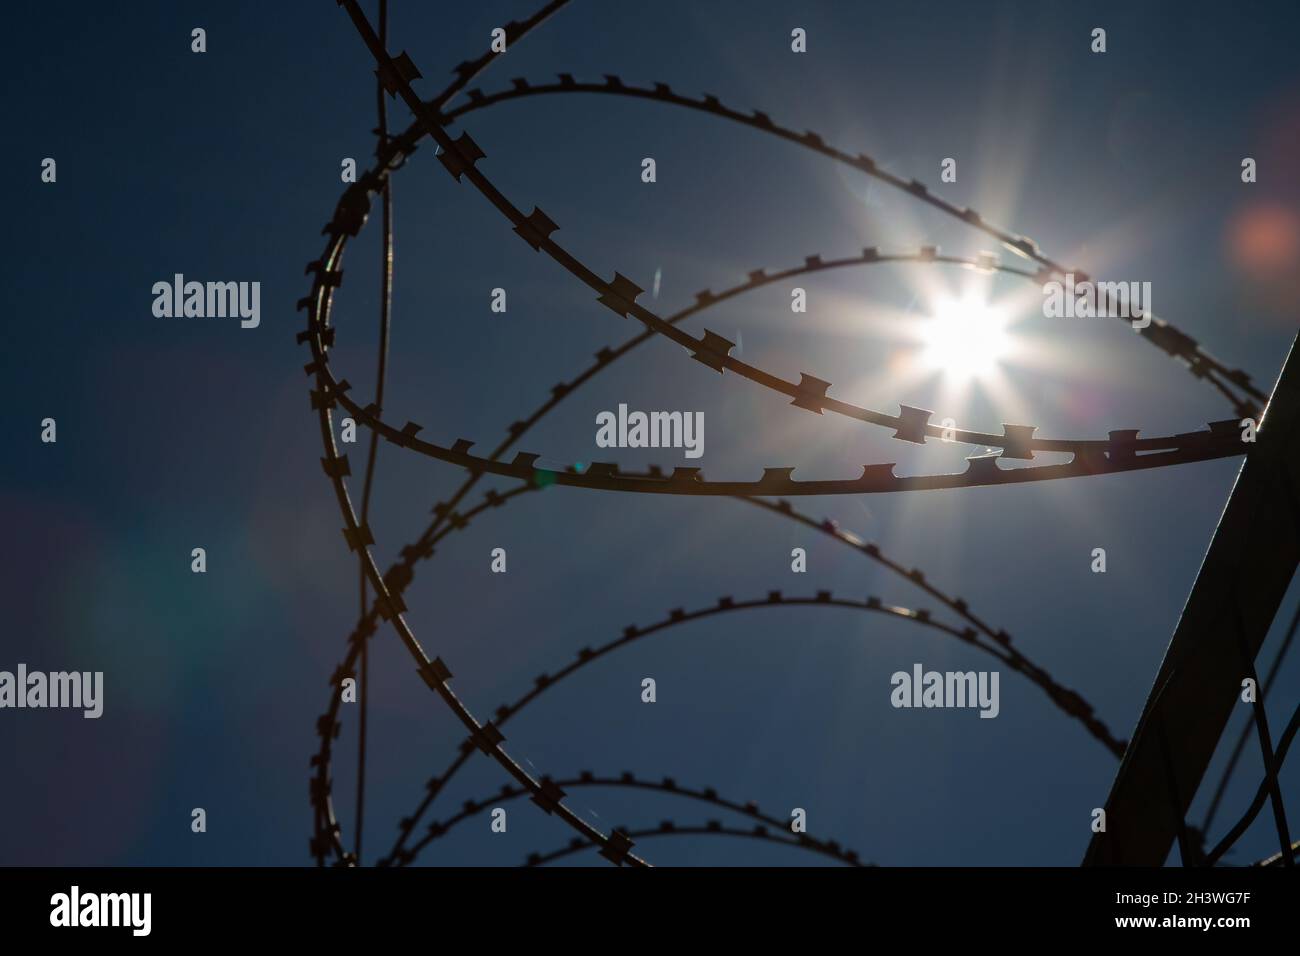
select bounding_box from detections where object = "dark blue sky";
[3,0,1299,866]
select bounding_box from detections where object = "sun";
[919,294,1012,381]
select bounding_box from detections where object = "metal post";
[1085,333,1300,865]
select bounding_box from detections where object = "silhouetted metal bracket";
[1084,333,1300,866]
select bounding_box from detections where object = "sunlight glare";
[920,295,1011,381]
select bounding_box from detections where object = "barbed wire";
[440,74,1264,420]
[521,822,865,867]
[303,367,1247,495]
[305,234,1138,863]
[311,470,1087,865]
[309,0,656,869]
[302,0,1290,868]
[358,57,1265,420]
[310,1,1268,426]
[311,238,1129,865]
[326,0,1256,470]
[741,498,1126,755]
[377,588,1117,866]
[397,770,866,866]
[305,224,1220,861]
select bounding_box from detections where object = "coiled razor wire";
[406,771,867,866]
[314,241,1132,866]
[301,0,1292,866]
[310,3,1255,479]
[378,589,1122,867]
[522,822,866,868]
[309,0,658,869]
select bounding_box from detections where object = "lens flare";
[919,295,1011,381]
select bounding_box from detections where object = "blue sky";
[2,0,1299,866]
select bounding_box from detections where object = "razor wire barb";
[302,0,1294,866]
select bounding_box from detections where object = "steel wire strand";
[1204,697,1300,866]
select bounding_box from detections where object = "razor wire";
[439,74,1264,421]
[401,770,866,866]
[303,0,1293,867]
[318,243,1128,869]
[344,52,1266,420]
[309,234,1228,862]
[319,0,1255,475]
[310,0,656,869]
[521,822,865,867]
[311,473,1120,864]
[303,41,1250,493]
[308,237,1136,864]
[379,588,1120,867]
